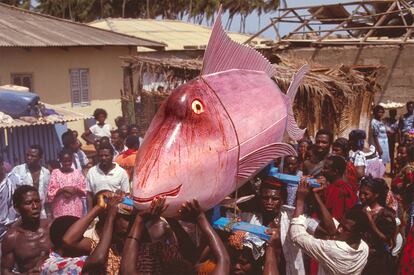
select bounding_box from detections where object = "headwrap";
[228,230,266,260]
[262,177,284,188]
[405,129,414,140]
[261,177,287,201]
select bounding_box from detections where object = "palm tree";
[0,0,31,8]
[34,0,280,27]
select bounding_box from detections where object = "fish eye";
[191,99,204,114]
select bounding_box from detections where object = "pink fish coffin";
[132,8,308,217]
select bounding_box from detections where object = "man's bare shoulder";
[2,222,21,251]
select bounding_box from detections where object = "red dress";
[345,161,359,194]
[324,178,358,220]
[399,225,414,275]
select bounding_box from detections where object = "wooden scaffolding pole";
[361,1,398,42]
[284,7,324,39]
[121,62,136,125]
[244,10,291,44]
[316,3,363,42]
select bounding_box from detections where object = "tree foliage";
[1,0,279,32]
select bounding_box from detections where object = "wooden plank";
[278,1,396,11]
[401,22,414,43]
[314,8,410,23]
[274,7,410,24]
[289,24,414,35]
[313,40,414,45]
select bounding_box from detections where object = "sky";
[31,0,357,39]
[218,0,358,38]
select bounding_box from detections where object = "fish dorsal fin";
[286,65,309,141]
[201,6,274,77]
[237,142,297,180]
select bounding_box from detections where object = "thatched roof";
[127,55,202,72]
[273,57,383,136]
[123,55,383,137]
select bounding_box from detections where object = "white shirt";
[86,163,129,195]
[72,149,89,170]
[0,172,23,239]
[236,206,306,275]
[290,215,369,275]
[349,150,367,169]
[11,164,50,218]
[89,123,112,138]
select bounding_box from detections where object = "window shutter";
[70,69,81,106]
[22,76,32,91]
[80,69,90,105]
[11,74,33,91]
[12,76,22,86]
[70,69,90,106]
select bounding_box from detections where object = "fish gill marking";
[200,77,241,205]
[200,77,239,150]
[137,117,175,189]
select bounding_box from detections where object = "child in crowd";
[359,176,398,275]
[82,108,112,144]
[283,155,302,206]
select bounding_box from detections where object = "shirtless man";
[303,129,333,177]
[1,185,51,274]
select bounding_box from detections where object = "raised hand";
[107,194,124,216]
[313,176,327,194]
[139,196,168,220]
[296,177,311,201]
[265,226,282,249]
[177,199,204,222]
[96,191,114,209]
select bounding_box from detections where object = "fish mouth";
[133,184,182,203]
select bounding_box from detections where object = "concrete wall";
[0,46,133,133]
[279,44,414,105]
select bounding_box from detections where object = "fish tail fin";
[285,65,309,141]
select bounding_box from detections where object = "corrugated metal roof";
[0,4,166,49]
[0,103,91,128]
[89,18,272,51]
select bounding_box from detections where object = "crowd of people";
[0,102,413,275]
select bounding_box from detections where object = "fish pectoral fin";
[237,142,297,180]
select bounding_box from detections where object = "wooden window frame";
[10,73,34,91]
[69,68,91,107]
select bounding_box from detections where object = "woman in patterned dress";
[47,148,86,218]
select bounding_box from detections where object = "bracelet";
[127,236,139,242]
